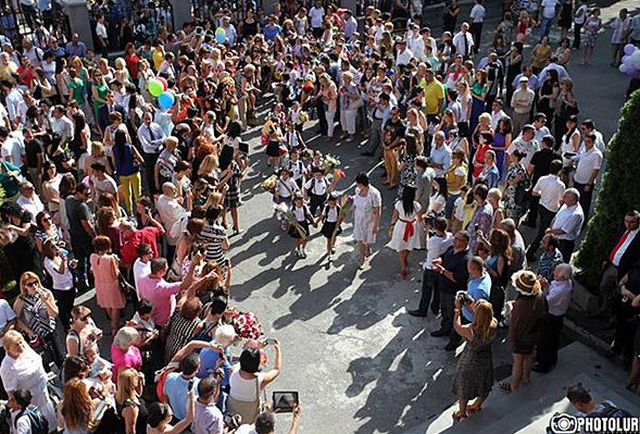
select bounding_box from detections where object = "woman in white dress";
[0,330,57,429]
[388,186,423,278]
[352,172,382,268]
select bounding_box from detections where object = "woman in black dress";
[443,0,461,34]
[558,0,573,40]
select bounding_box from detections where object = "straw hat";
[511,270,542,296]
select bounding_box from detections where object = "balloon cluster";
[147,78,175,110]
[620,44,640,79]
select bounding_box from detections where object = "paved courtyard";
[77,1,637,433]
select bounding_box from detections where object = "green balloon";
[148,80,163,97]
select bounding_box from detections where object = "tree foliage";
[576,89,640,286]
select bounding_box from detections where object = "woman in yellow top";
[531,36,551,74]
[445,149,468,220]
[153,44,165,72]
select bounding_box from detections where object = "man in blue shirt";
[163,352,200,421]
[462,256,492,322]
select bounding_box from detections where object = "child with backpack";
[7,389,49,434]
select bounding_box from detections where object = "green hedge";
[576,89,640,287]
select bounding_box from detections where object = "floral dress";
[398,152,417,197]
[503,162,530,220]
[583,17,602,49]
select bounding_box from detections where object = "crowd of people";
[0,0,636,431]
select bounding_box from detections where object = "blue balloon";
[215,28,226,44]
[158,91,175,110]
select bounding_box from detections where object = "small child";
[307,150,324,177]
[275,168,299,205]
[320,192,342,259]
[287,148,307,189]
[304,167,331,216]
[284,121,306,153]
[289,193,316,258]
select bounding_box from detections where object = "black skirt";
[288,220,310,239]
[266,140,282,157]
[321,221,341,239]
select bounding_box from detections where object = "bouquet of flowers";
[323,154,341,172]
[285,208,307,239]
[260,174,278,192]
[332,195,354,241]
[228,309,264,340]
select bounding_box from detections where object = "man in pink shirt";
[138,253,216,327]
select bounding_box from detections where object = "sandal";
[467,405,483,414]
[452,410,467,421]
[500,382,513,394]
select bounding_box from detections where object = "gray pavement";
[74,2,638,433]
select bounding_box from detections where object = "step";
[401,342,640,434]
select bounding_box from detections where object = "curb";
[563,317,611,354]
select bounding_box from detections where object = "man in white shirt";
[409,217,453,317]
[572,133,602,221]
[16,181,44,222]
[578,120,605,153]
[630,13,640,45]
[1,82,24,129]
[538,60,569,83]
[527,160,566,260]
[413,27,438,62]
[50,105,74,147]
[453,22,475,58]
[138,111,166,195]
[534,263,573,373]
[157,182,188,263]
[133,243,153,297]
[539,0,559,39]
[511,76,535,134]
[429,132,452,178]
[547,189,584,262]
[0,127,25,169]
[508,125,539,167]
[489,100,507,130]
[309,1,325,39]
[395,39,414,66]
[533,113,552,144]
[610,8,630,66]
[469,0,485,54]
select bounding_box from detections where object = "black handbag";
[118,272,137,302]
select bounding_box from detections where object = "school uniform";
[276,178,297,204]
[289,204,312,238]
[320,204,342,239]
[285,130,304,150]
[287,159,305,189]
[304,177,329,215]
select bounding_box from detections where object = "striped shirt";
[198,223,226,265]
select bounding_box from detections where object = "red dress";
[473,143,491,178]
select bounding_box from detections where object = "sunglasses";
[25,280,38,287]
[79,315,90,322]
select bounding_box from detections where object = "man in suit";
[414,156,435,247]
[595,210,640,318]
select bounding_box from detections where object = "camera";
[456,291,474,306]
[549,413,578,434]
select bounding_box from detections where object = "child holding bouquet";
[289,193,317,258]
